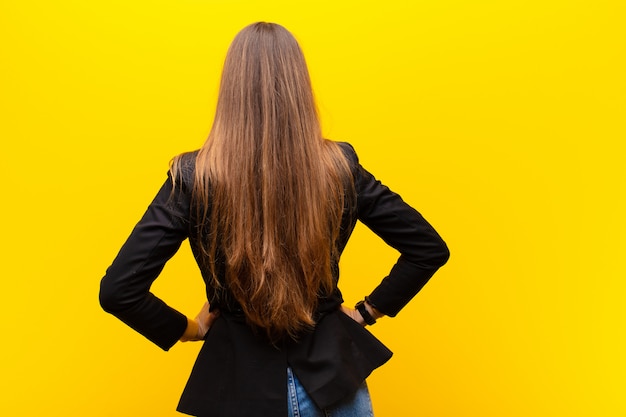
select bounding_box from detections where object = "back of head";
[175,22,353,341]
[215,22,320,144]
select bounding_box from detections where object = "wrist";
[180,317,200,342]
[364,296,383,320]
[355,300,377,326]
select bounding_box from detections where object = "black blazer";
[100,142,449,417]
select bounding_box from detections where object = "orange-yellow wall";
[1,1,625,416]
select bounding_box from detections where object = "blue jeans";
[287,368,374,417]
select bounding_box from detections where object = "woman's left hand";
[180,302,220,342]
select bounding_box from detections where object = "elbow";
[427,238,450,269]
[99,273,145,314]
[99,276,124,314]
[408,240,450,272]
[437,242,450,267]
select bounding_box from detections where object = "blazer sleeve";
[99,171,191,351]
[347,143,450,317]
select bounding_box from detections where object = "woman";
[100,22,449,417]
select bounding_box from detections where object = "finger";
[200,301,210,315]
[206,310,220,326]
[340,306,365,326]
[195,302,211,322]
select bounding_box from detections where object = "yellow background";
[1,0,624,415]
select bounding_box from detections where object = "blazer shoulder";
[175,150,199,171]
[169,150,199,190]
[333,141,360,167]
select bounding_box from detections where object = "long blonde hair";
[173,22,353,340]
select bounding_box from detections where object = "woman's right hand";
[341,302,384,327]
[340,305,367,326]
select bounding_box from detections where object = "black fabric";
[100,141,449,416]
